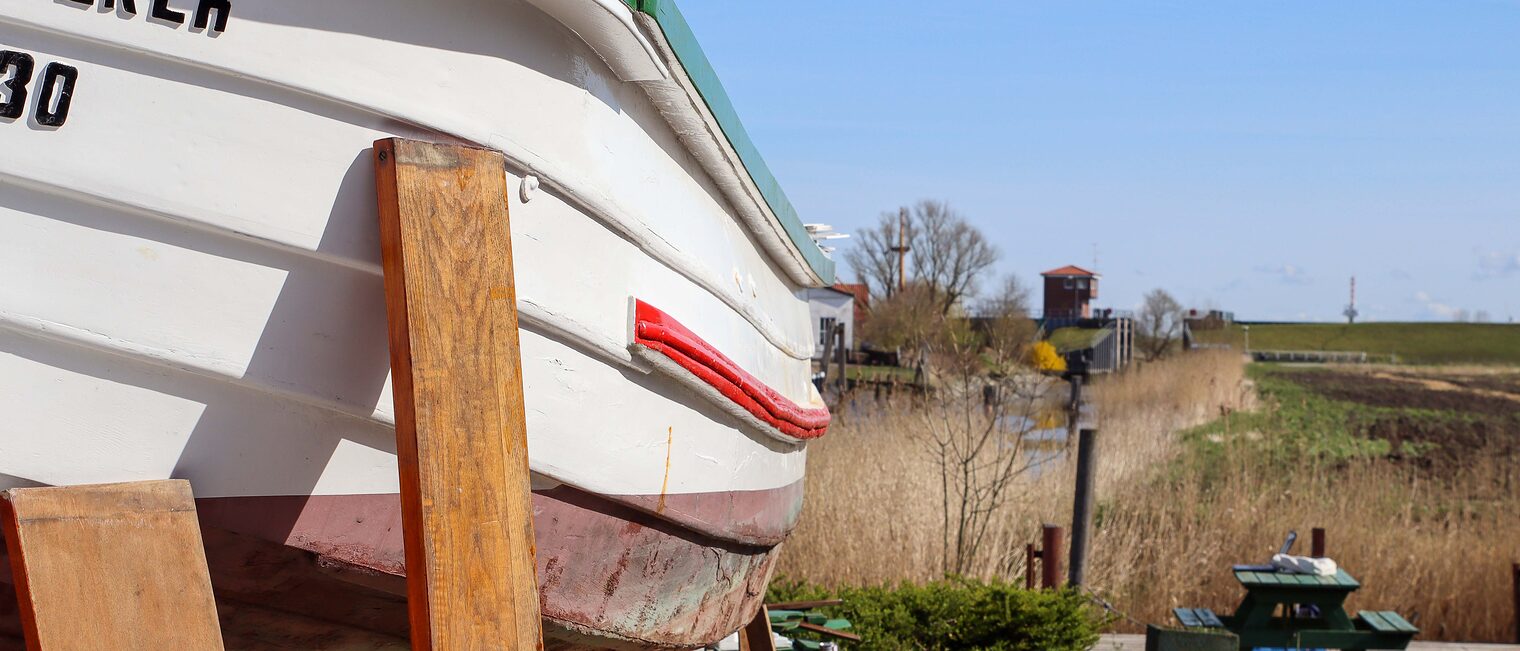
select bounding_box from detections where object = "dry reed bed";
[777,351,1250,585]
[1091,449,1519,641]
[778,352,1518,641]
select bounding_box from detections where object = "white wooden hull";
[0,1,828,647]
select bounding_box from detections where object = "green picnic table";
[1173,568,1418,650]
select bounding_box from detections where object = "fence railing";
[1250,350,1368,364]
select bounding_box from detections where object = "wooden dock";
[1097,634,1520,650]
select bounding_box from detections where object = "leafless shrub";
[1137,288,1184,360]
[914,335,1054,576]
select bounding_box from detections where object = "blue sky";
[678,1,1520,322]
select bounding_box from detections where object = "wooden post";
[834,324,847,395]
[1024,543,1037,590]
[1,480,224,650]
[1065,376,1083,450]
[1068,428,1098,587]
[736,606,775,651]
[1513,562,1519,645]
[1311,527,1326,558]
[1041,524,1064,590]
[373,138,542,650]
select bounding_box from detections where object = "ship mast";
[890,207,910,295]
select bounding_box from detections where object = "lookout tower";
[1042,265,1099,319]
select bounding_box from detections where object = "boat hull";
[191,487,783,650]
[0,0,825,647]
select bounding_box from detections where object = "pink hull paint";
[185,485,796,649]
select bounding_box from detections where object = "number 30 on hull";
[0,50,79,128]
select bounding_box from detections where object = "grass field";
[1192,322,1520,365]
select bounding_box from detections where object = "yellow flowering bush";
[1027,341,1067,373]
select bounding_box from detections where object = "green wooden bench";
[1173,607,1225,629]
[1357,610,1417,634]
[1352,610,1419,649]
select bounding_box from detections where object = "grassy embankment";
[780,354,1520,642]
[1194,322,1520,365]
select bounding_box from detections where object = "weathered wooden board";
[737,606,776,651]
[373,137,542,650]
[0,480,224,651]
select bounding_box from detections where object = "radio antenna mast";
[1343,276,1359,324]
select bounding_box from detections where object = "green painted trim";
[632,0,835,285]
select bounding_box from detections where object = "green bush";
[767,576,1107,650]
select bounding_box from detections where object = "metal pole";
[1069,428,1098,587]
[1041,524,1064,589]
[1311,528,1326,558]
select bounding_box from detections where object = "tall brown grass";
[778,352,1519,642]
[1090,442,1520,641]
[778,351,1248,585]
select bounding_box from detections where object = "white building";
[805,286,856,358]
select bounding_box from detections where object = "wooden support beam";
[0,480,224,651]
[796,621,862,643]
[373,137,542,651]
[736,606,776,651]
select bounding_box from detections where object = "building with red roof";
[1041,265,1100,319]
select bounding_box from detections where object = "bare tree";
[978,274,1036,360]
[913,318,1052,576]
[1137,288,1184,360]
[843,200,997,313]
[908,200,999,315]
[842,208,915,301]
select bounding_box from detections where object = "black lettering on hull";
[55,0,229,34]
[0,50,35,120]
[194,0,231,33]
[150,0,186,25]
[0,50,80,128]
[35,63,79,127]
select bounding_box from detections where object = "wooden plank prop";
[372,138,543,650]
[737,606,776,651]
[0,480,224,651]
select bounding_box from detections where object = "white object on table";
[1271,553,1338,576]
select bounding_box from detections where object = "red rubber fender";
[633,300,830,439]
